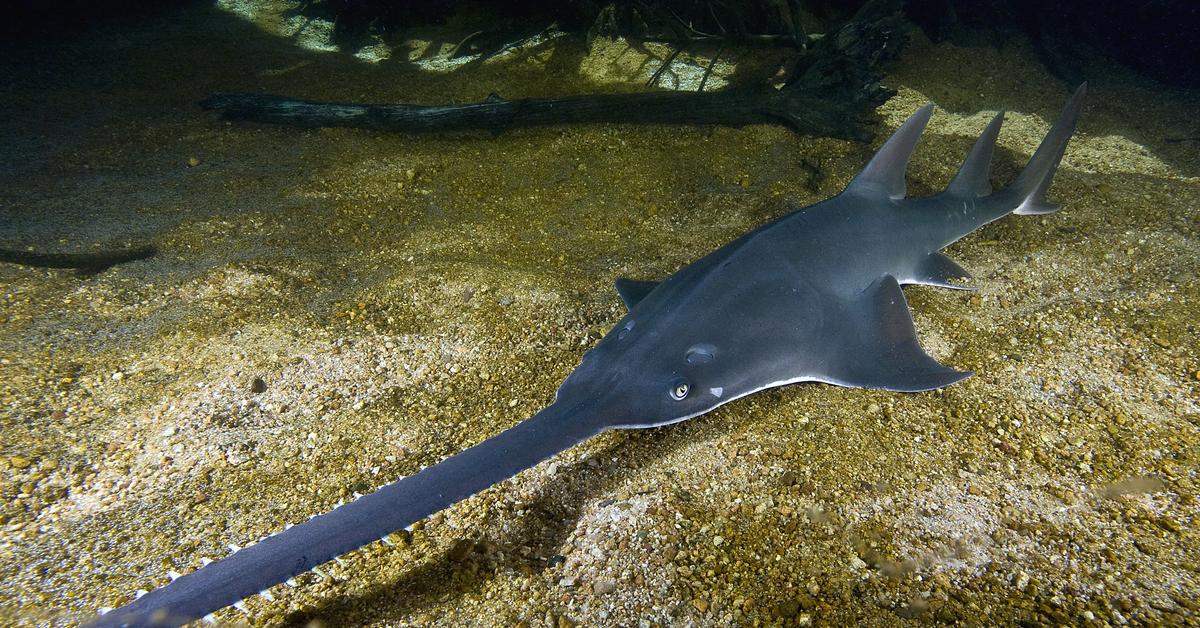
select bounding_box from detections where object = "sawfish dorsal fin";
[614,278,660,309]
[846,104,934,200]
[907,252,974,291]
[816,275,971,392]
[945,111,1004,198]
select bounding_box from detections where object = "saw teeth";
[97,607,112,615]
[285,578,298,587]
[135,589,148,599]
[380,535,394,546]
[233,600,249,614]
[228,543,241,553]
[259,590,275,602]
[201,557,213,566]
[203,613,217,624]
[311,566,326,578]
[168,570,182,581]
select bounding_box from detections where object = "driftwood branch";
[201,0,903,141]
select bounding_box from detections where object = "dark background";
[4,0,1198,87]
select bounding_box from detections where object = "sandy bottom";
[0,4,1197,626]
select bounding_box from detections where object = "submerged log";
[202,86,875,141]
[202,0,904,141]
[0,245,156,273]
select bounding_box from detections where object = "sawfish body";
[91,85,1085,626]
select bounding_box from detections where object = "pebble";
[593,579,616,594]
[187,156,201,167]
[692,598,709,612]
[8,456,32,470]
[713,536,724,546]
[250,377,267,394]
[111,371,124,381]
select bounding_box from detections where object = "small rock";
[692,598,709,613]
[111,371,124,381]
[593,579,616,594]
[187,157,201,167]
[713,536,724,547]
[249,377,267,394]
[775,600,800,617]
[558,575,577,587]
[8,456,32,470]
[448,539,473,562]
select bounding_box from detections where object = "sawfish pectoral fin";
[815,275,971,392]
[906,252,974,291]
[614,278,660,309]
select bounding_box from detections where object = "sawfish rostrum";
[92,85,1086,626]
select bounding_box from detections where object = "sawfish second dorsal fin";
[614,278,660,310]
[846,104,934,200]
[945,111,1004,198]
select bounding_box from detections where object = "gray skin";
[90,84,1085,627]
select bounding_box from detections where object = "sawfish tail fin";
[1000,83,1087,215]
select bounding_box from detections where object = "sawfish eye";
[670,380,690,400]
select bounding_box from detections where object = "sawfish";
[91,84,1085,626]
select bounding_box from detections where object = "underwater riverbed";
[1,3,1198,626]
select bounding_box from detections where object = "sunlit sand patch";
[216,0,370,58]
[884,87,1189,180]
[581,37,735,91]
